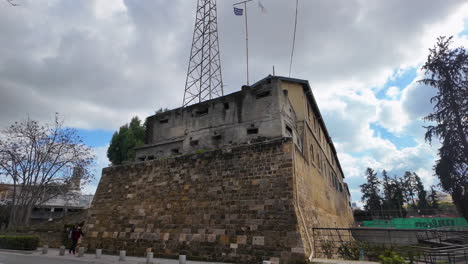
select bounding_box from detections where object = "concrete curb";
[0,248,36,254]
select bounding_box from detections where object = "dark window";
[190,140,199,146]
[54,208,64,212]
[138,157,145,162]
[195,108,209,116]
[212,135,222,140]
[247,128,259,134]
[224,103,230,110]
[285,125,293,135]
[256,90,271,99]
[171,148,180,154]
[283,90,289,96]
[147,155,155,160]
[159,119,169,124]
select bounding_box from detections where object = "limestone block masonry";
[85,138,354,263]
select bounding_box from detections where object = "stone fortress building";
[85,76,354,263]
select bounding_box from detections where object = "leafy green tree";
[360,168,382,217]
[107,117,145,165]
[420,36,468,220]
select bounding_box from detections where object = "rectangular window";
[285,125,293,135]
[255,90,271,99]
[171,148,180,154]
[190,140,199,146]
[194,108,209,116]
[247,128,259,134]
[224,103,230,110]
[159,119,169,124]
[212,134,222,140]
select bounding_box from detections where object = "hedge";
[0,235,39,250]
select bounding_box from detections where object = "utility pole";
[183,0,224,107]
[233,0,253,86]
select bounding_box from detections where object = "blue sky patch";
[370,123,417,149]
[75,128,113,148]
[376,67,418,100]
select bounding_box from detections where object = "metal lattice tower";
[183,0,223,107]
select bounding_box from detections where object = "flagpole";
[244,1,249,85]
[234,0,253,86]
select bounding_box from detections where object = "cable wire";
[289,0,299,77]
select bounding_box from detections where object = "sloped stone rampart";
[85,139,307,263]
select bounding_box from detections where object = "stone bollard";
[42,245,48,254]
[96,249,102,259]
[78,247,85,257]
[119,250,126,261]
[59,246,65,256]
[146,252,154,264]
[179,255,186,264]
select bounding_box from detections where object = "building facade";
[85,76,354,263]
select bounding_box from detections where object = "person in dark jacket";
[69,225,84,254]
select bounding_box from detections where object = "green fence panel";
[362,218,468,229]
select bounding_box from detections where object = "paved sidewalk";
[0,248,230,264]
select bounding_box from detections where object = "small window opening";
[147,155,155,160]
[159,119,169,124]
[212,135,222,140]
[138,157,145,162]
[247,128,259,134]
[283,90,288,96]
[190,140,199,146]
[54,208,64,212]
[195,108,209,116]
[224,103,230,110]
[171,148,180,154]
[285,125,293,135]
[255,90,271,99]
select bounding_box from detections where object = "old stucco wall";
[85,139,308,263]
[292,146,354,258]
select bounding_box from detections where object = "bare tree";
[0,115,94,227]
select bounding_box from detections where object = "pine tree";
[429,186,439,211]
[360,168,382,217]
[420,36,468,220]
[414,173,430,213]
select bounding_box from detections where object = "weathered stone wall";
[136,78,298,162]
[85,139,307,263]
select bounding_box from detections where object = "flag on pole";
[234,7,244,16]
[258,1,267,13]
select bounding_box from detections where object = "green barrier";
[362,218,468,229]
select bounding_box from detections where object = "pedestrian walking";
[68,225,84,254]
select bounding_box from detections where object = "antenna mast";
[183,0,224,107]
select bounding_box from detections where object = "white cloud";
[386,86,400,99]
[1,0,467,201]
[81,145,109,195]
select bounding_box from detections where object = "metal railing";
[312,227,468,263]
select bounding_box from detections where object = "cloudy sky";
[1,0,467,204]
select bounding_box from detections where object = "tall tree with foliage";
[420,36,468,220]
[107,117,146,165]
[414,173,430,212]
[360,168,382,216]
[429,186,439,213]
[402,171,417,207]
[381,170,406,218]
